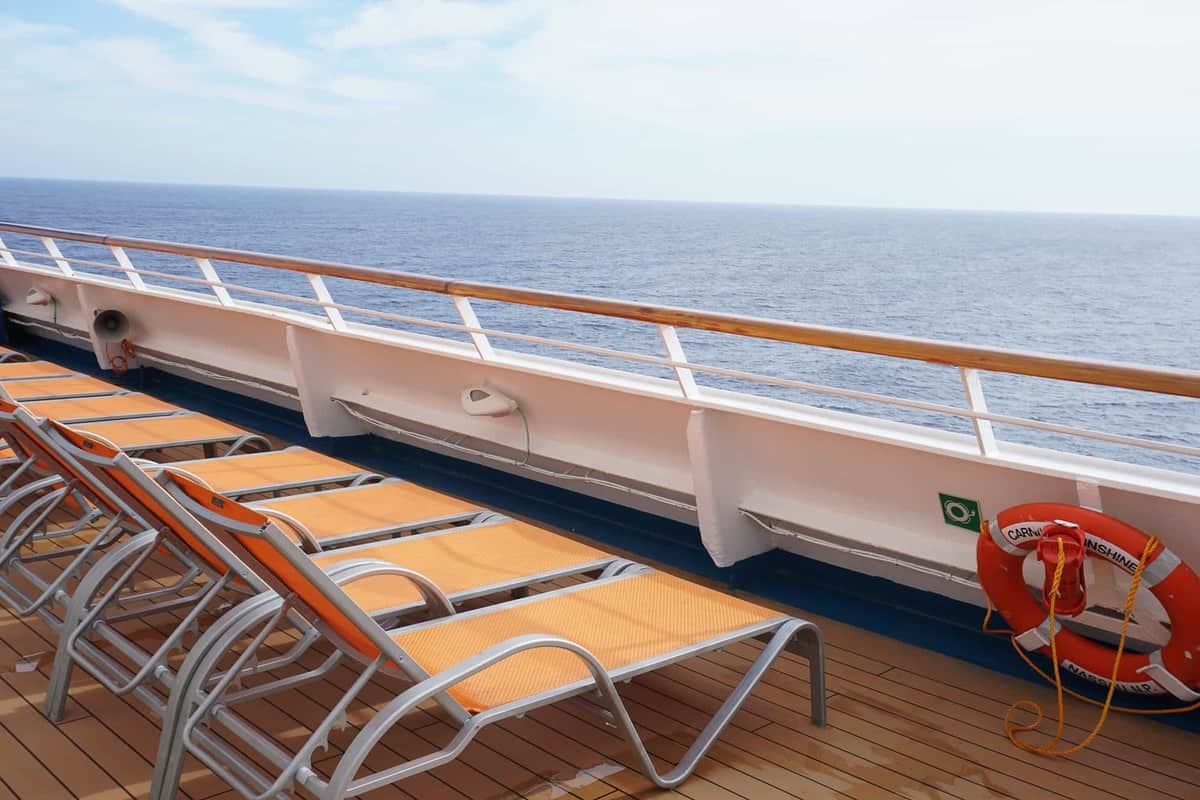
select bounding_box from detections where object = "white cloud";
[404,39,486,70]
[0,14,69,41]
[327,76,429,103]
[89,36,196,91]
[117,0,301,7]
[329,0,539,49]
[90,3,445,111]
[88,35,332,113]
[500,1,1200,125]
[115,0,310,86]
[188,19,310,84]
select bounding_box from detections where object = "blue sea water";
[0,177,1196,472]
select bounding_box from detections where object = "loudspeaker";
[92,309,131,342]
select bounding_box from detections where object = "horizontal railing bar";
[8,251,1196,461]
[973,410,1200,460]
[2,222,1197,399]
[3,251,423,316]
[2,252,339,312]
[0,245,149,273]
[0,250,279,298]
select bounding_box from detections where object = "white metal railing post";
[306,274,347,331]
[109,246,146,290]
[959,367,998,456]
[658,324,699,399]
[195,258,234,306]
[0,236,16,267]
[451,296,494,361]
[40,238,73,276]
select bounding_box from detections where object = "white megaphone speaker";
[92,309,132,342]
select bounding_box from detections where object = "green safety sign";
[939,493,981,532]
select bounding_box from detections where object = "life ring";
[978,503,1200,701]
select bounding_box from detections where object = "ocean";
[0,177,1196,472]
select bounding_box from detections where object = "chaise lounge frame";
[147,476,826,800]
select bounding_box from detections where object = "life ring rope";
[984,596,1200,716]
[1000,534,1153,756]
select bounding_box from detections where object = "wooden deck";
[2,439,1199,800]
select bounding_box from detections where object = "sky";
[2,1,1200,215]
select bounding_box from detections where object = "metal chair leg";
[44,530,158,720]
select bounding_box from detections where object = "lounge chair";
[147,472,826,800]
[0,383,136,491]
[0,386,377,499]
[0,345,29,363]
[32,427,619,736]
[245,479,492,550]
[1,374,123,401]
[0,399,272,512]
[159,446,381,497]
[0,360,76,380]
[0,402,375,618]
[70,412,271,457]
[49,414,494,549]
[23,392,180,422]
[1,408,520,624]
[0,358,266,457]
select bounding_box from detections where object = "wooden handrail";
[3,221,1199,399]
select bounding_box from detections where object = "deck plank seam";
[674,653,1083,800]
[707,645,1189,800]
[710,637,1200,793]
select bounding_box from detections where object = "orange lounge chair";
[1,374,123,401]
[146,472,826,800]
[0,344,30,363]
[69,412,269,456]
[31,426,619,743]
[0,401,271,502]
[0,403,378,619]
[23,393,180,422]
[0,360,76,380]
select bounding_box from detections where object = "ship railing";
[0,223,1198,474]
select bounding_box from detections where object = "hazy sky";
[3,1,1199,215]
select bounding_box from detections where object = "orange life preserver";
[978,503,1200,701]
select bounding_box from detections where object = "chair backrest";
[0,398,122,515]
[0,397,42,464]
[44,419,254,582]
[162,471,399,662]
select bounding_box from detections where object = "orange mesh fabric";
[1,376,118,400]
[167,473,384,660]
[391,572,782,711]
[253,482,479,542]
[170,449,362,493]
[312,521,608,613]
[73,414,246,448]
[25,394,179,421]
[0,446,13,461]
[48,420,230,574]
[0,362,74,379]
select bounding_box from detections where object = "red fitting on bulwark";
[1037,521,1087,617]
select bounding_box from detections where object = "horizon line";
[2,173,1198,221]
